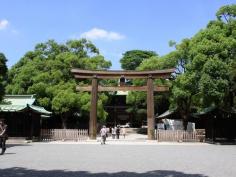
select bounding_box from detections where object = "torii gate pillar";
[89,76,98,139]
[147,76,155,140]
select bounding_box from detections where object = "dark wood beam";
[71,68,175,75]
[74,74,171,79]
[76,85,169,92]
[72,68,175,79]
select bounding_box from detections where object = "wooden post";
[89,76,98,139]
[147,75,155,140]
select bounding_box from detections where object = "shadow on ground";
[206,141,236,145]
[7,143,31,148]
[0,167,208,177]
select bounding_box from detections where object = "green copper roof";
[3,95,36,105]
[0,105,26,112]
[0,95,51,115]
[30,105,51,115]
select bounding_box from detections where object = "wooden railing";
[40,129,88,141]
[157,129,205,142]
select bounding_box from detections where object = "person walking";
[111,127,116,139]
[0,119,7,155]
[121,127,126,139]
[100,125,107,145]
[116,125,120,139]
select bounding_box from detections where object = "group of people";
[111,126,126,139]
[0,119,7,155]
[100,125,126,145]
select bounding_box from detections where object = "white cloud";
[80,28,125,40]
[0,19,9,30]
[11,29,19,35]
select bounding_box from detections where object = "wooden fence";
[157,129,205,142]
[40,129,88,141]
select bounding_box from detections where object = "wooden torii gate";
[71,68,174,140]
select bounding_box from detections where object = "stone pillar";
[147,75,155,140]
[89,76,98,139]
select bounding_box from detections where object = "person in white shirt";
[121,127,126,139]
[112,127,116,139]
[100,125,107,145]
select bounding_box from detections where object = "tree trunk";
[61,114,68,129]
[181,98,191,131]
[229,91,234,108]
[183,114,188,131]
[180,111,188,131]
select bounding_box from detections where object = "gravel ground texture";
[0,142,236,177]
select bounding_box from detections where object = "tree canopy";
[121,4,236,129]
[169,4,236,128]
[6,39,111,128]
[0,53,8,102]
[120,50,157,70]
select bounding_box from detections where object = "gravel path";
[0,143,236,177]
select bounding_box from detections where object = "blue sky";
[0,0,235,69]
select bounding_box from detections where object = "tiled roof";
[0,95,51,115]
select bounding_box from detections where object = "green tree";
[120,50,157,70]
[6,39,111,128]
[0,53,7,102]
[169,4,236,129]
[123,5,236,129]
[199,58,229,106]
[229,59,236,108]
[216,4,236,22]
